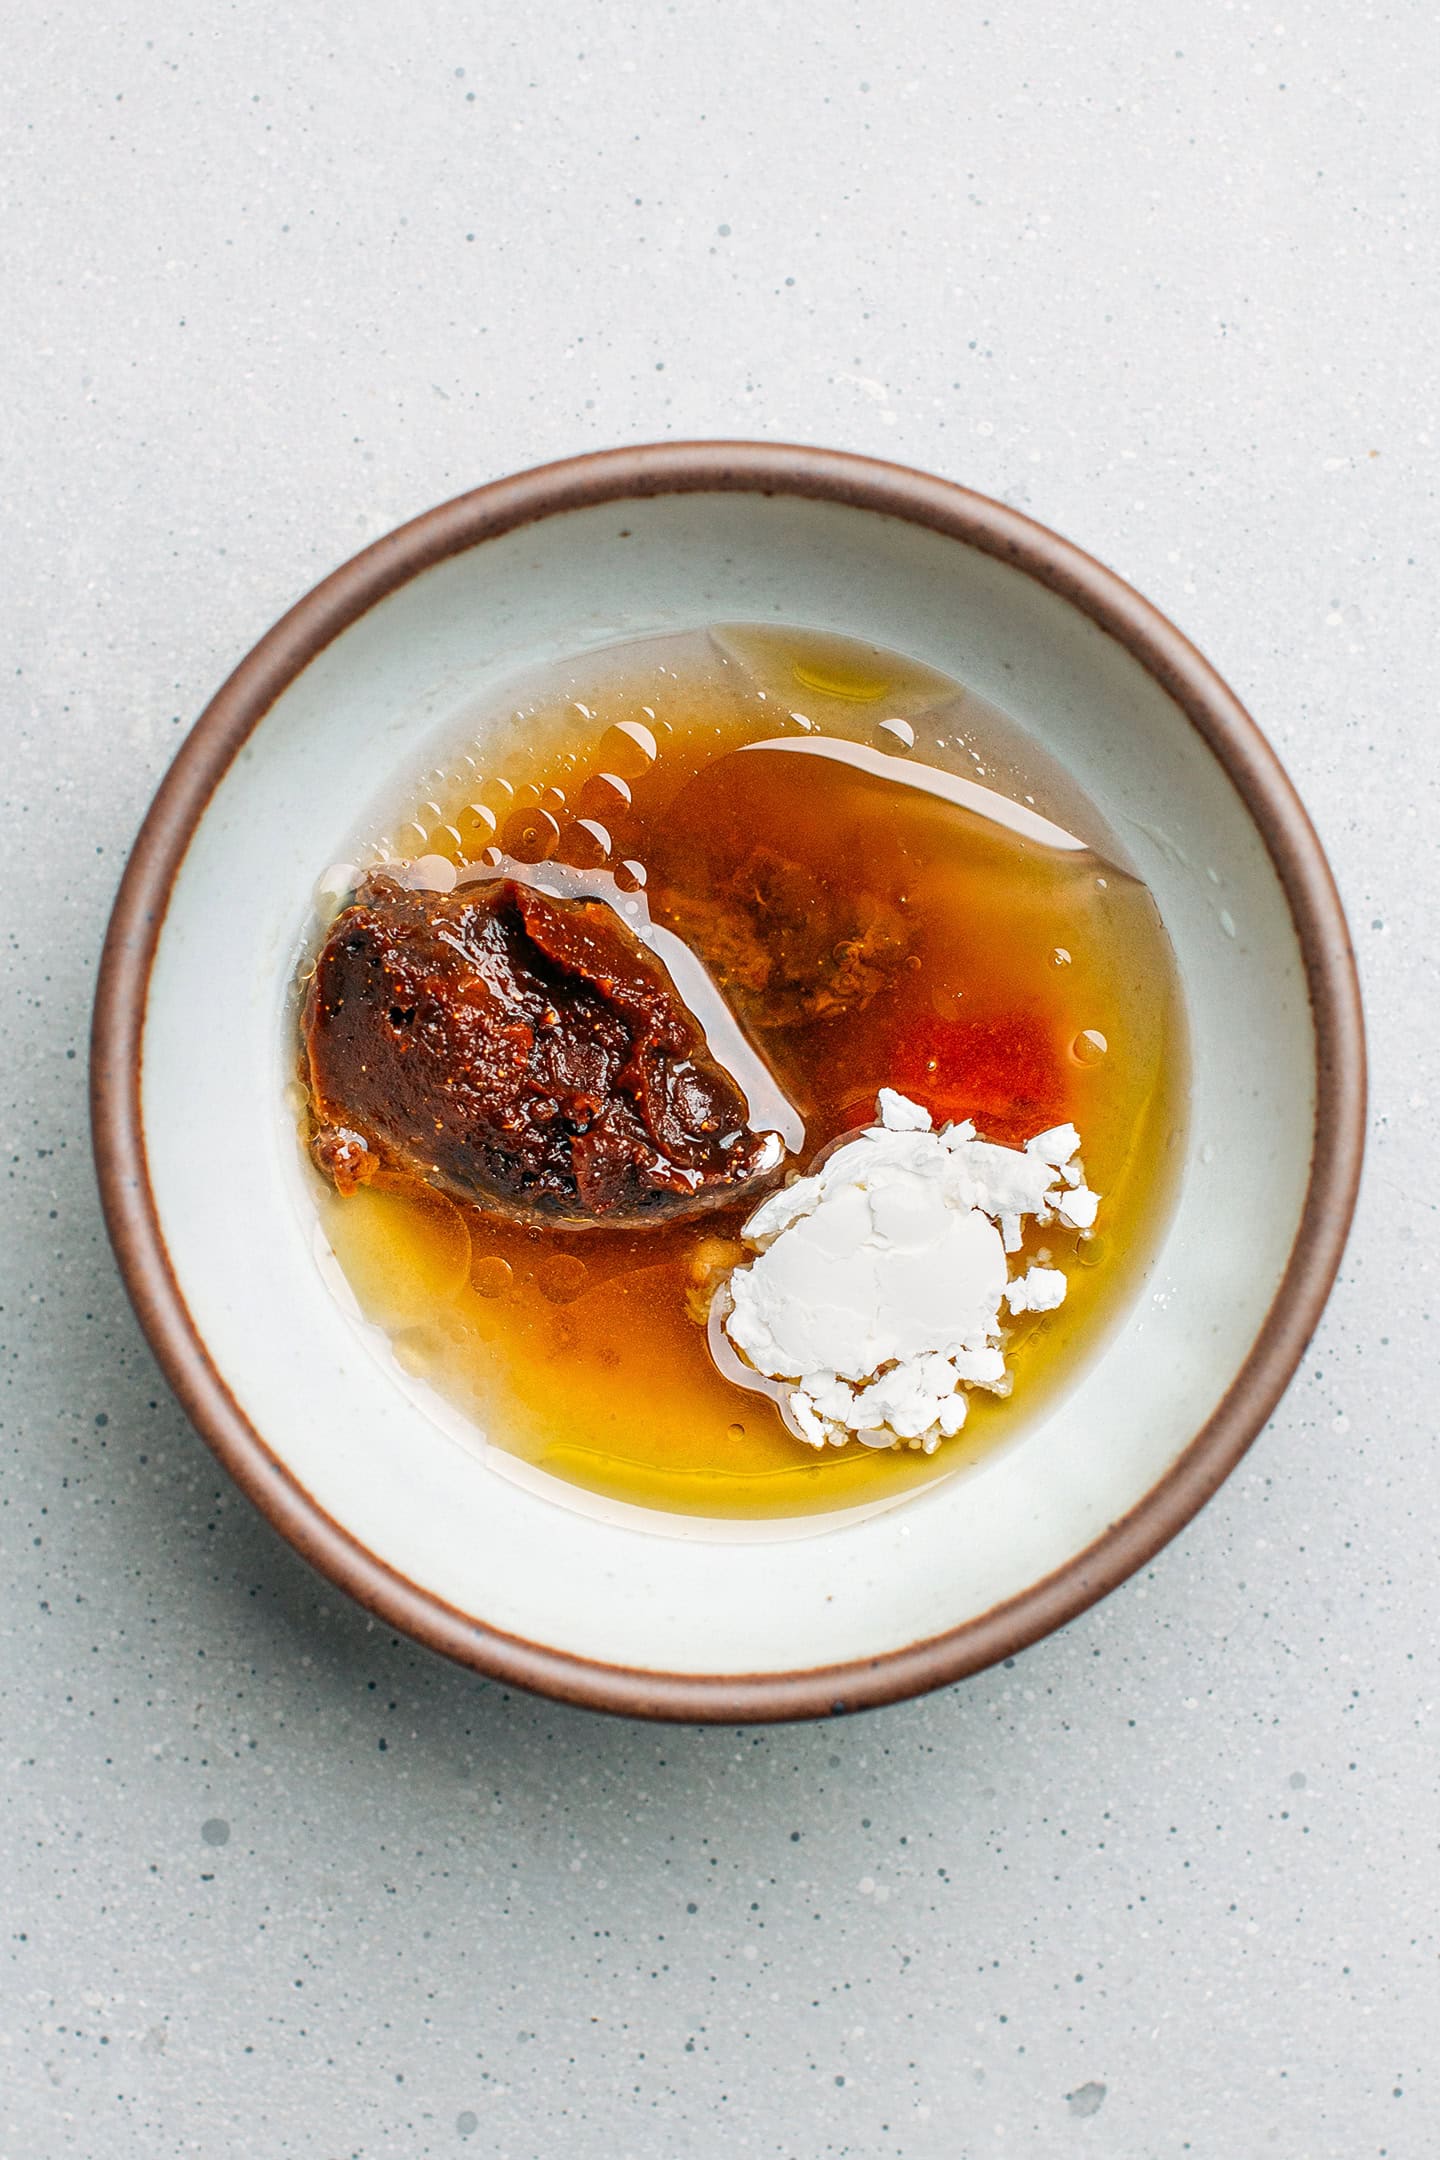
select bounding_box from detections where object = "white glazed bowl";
[92,445,1364,1720]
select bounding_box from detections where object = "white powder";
[723,1092,1100,1453]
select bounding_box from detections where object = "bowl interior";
[139,490,1315,1683]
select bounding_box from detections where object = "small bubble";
[1071,1028,1108,1066]
[614,858,648,891]
[876,717,915,751]
[539,1255,588,1304]
[726,1422,746,1441]
[472,1257,513,1299]
[1074,1234,1107,1270]
[599,718,659,778]
[1052,946,1072,967]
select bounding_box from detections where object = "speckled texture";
[2,5,1434,2154]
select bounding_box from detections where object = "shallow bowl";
[91,443,1365,1720]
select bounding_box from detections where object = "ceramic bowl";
[91,444,1364,1720]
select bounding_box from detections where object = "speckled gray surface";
[3,5,1435,2155]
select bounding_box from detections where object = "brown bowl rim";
[90,440,1366,1723]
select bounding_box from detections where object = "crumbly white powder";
[723,1092,1100,1453]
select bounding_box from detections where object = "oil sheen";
[307,626,1188,1521]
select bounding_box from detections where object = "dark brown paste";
[302,871,783,1226]
[657,843,908,1028]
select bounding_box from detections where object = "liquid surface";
[306,626,1188,1521]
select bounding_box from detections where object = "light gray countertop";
[3,6,1435,2154]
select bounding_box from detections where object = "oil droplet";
[412,853,457,893]
[457,802,498,853]
[539,1254,589,1304]
[1071,1028,1108,1066]
[726,1422,746,1441]
[564,817,611,869]
[489,776,516,804]
[472,1256,513,1299]
[502,807,561,862]
[876,717,915,752]
[339,1188,471,1319]
[577,770,633,820]
[614,858,648,891]
[316,862,357,903]
[1074,1233,1108,1270]
[1052,946,1072,967]
[539,785,567,814]
[511,781,542,812]
[792,658,891,703]
[393,1323,446,1377]
[599,718,658,779]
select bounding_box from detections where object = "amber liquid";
[309,627,1188,1522]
